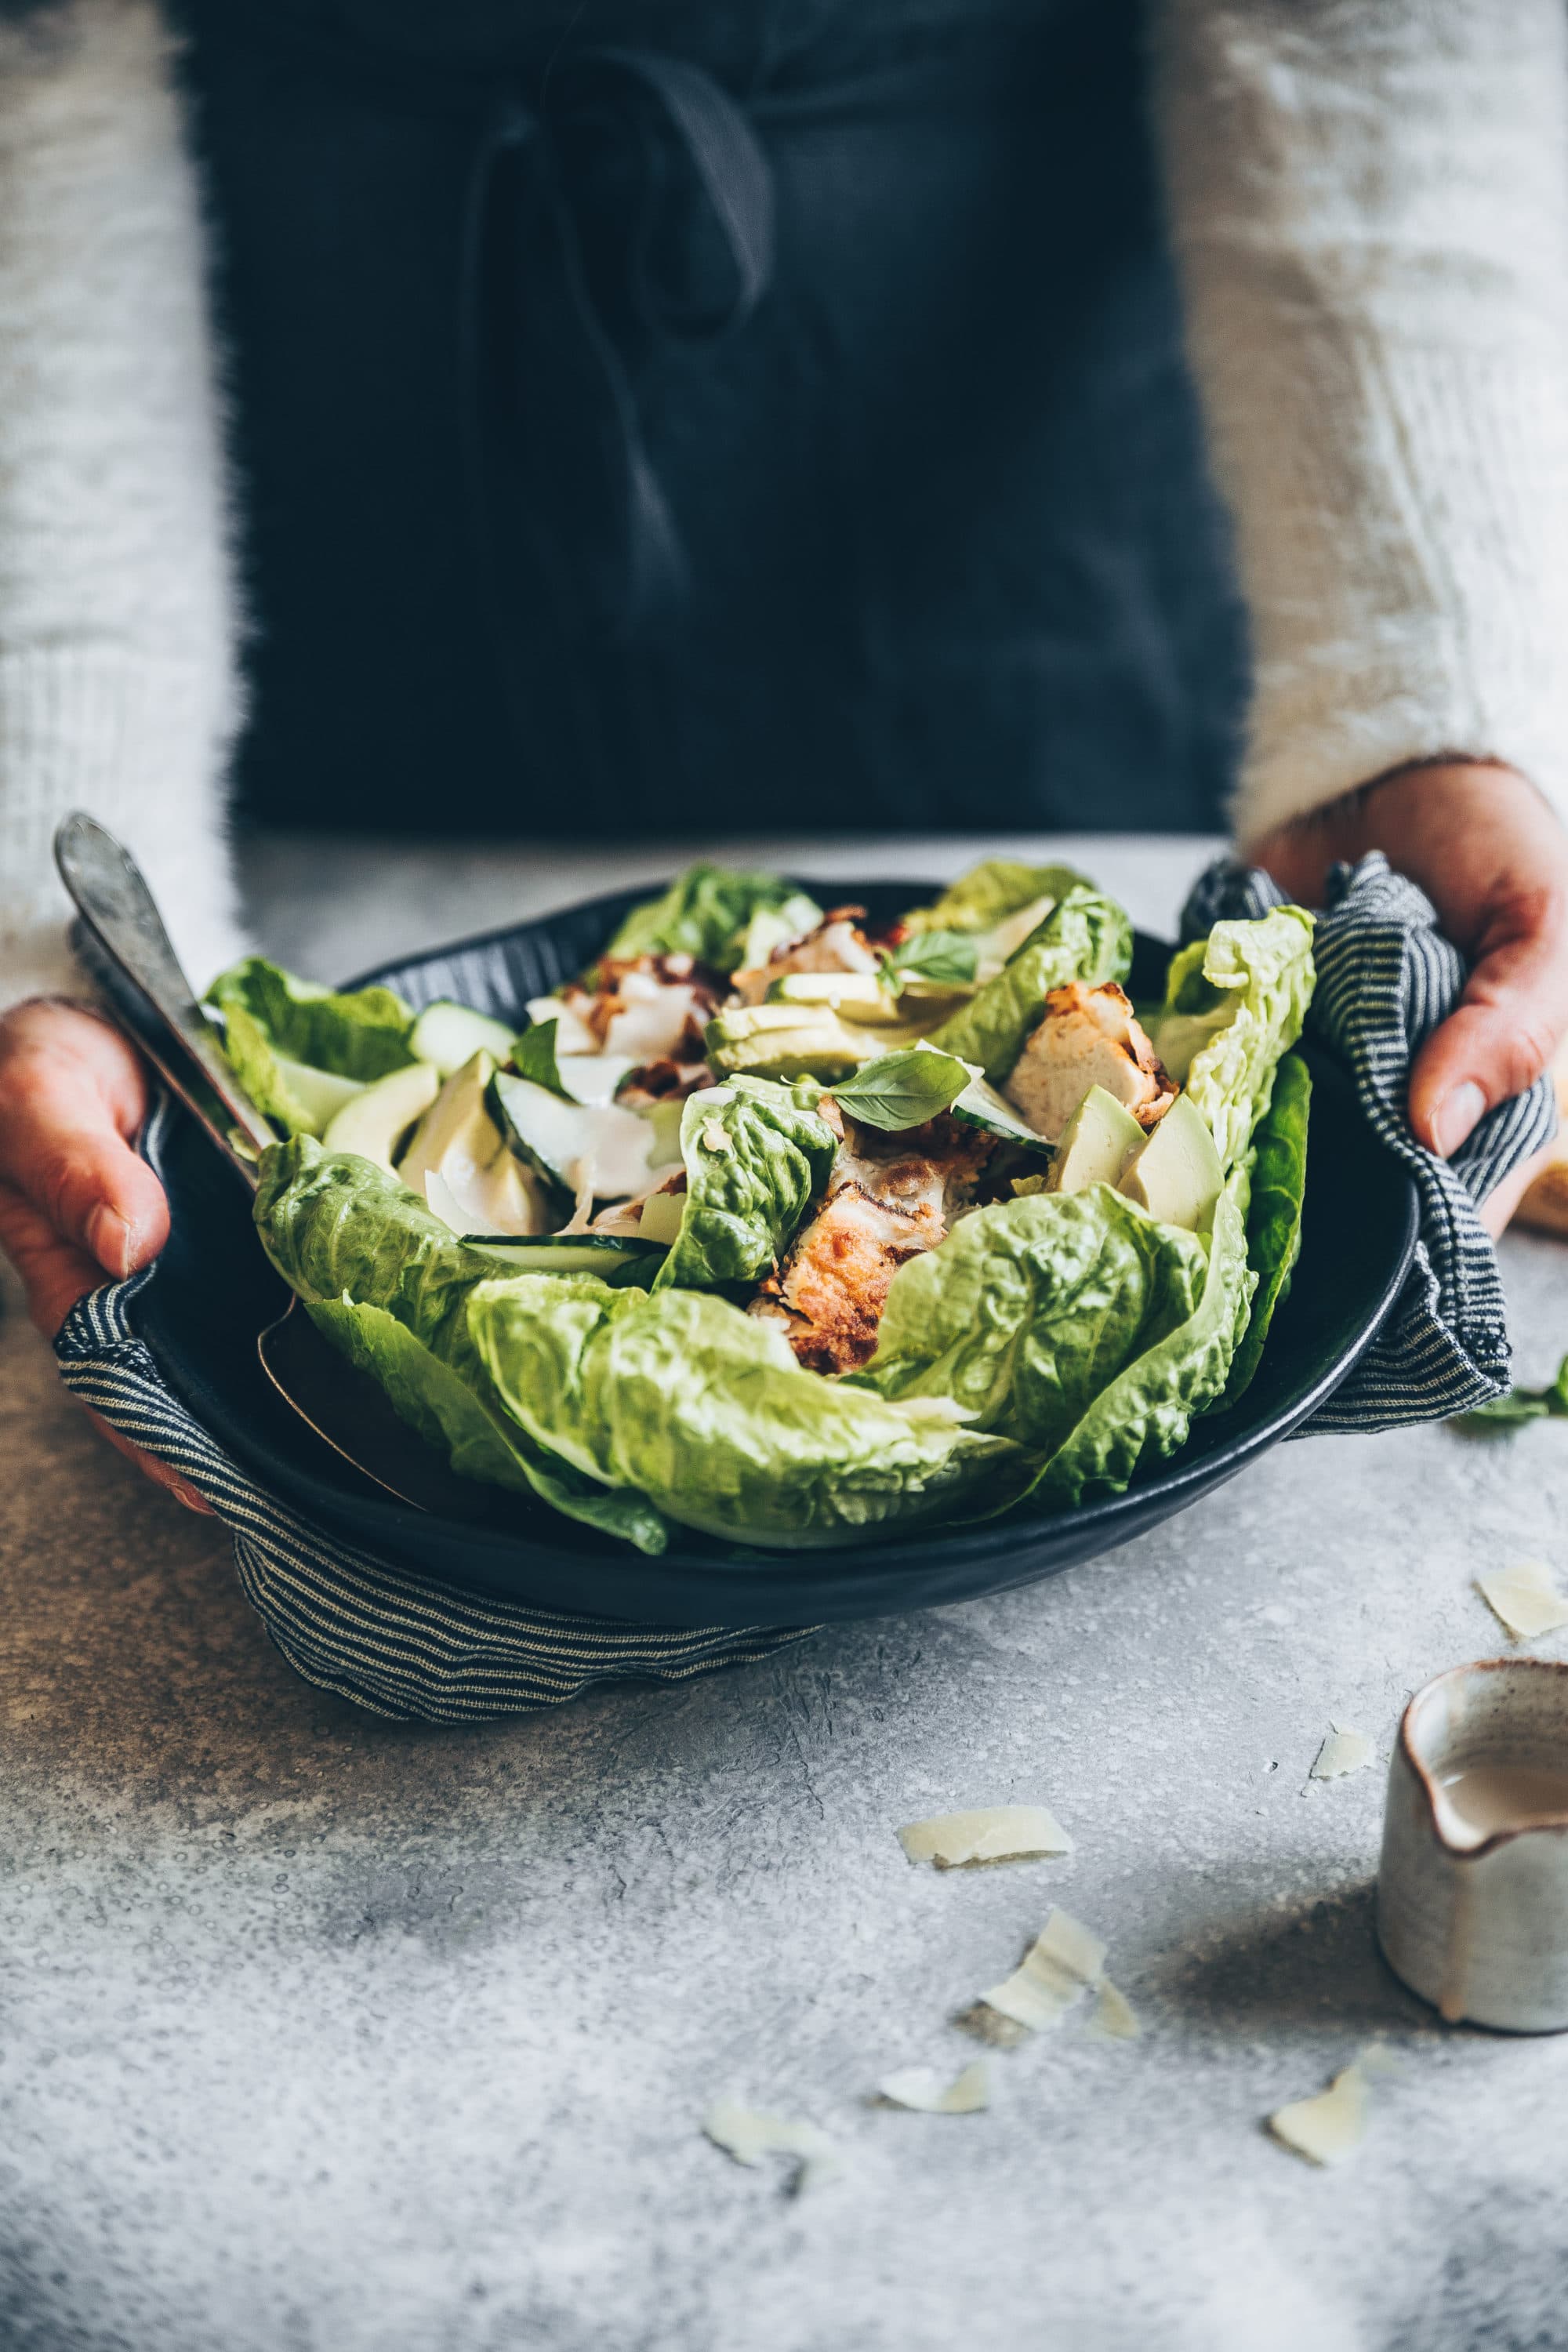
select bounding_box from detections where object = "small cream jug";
[1378,1660,1568,2032]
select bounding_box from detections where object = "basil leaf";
[830,1048,971,1131]
[888,930,980,987]
[1459,1352,1568,1430]
[514,1017,567,1097]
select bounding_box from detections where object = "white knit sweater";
[2,0,1567,1005]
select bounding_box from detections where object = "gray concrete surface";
[4,837,1568,2352]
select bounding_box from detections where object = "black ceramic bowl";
[133,881,1418,1627]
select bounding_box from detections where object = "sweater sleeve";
[0,0,243,1009]
[1152,0,1568,843]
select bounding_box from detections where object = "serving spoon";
[53,811,488,1519]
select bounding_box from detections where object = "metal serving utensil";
[53,811,486,1518]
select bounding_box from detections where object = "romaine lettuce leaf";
[858,1187,1212,1459]
[209,956,416,1136]
[604,865,822,975]
[1214,1051,1311,1408]
[927,885,1134,1083]
[1149,907,1315,1174]
[901,861,1092,937]
[253,1136,671,1551]
[652,1076,837,1293]
[1028,1171,1254,1507]
[470,1278,1018,1548]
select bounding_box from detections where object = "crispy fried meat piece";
[1002,982,1175,1142]
[751,1114,995,1375]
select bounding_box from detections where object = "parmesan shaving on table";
[1267,2053,1381,2166]
[1088,1979,1142,2042]
[1310,1724,1374,1780]
[875,2061,990,2114]
[702,2100,842,2193]
[1476,1559,1568,1640]
[972,1907,1106,2039]
[897,1805,1073,1869]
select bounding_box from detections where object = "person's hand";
[0,998,211,1511]
[1249,762,1568,1234]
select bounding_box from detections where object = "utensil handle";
[53,811,276,1163]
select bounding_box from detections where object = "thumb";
[0,1007,168,1273]
[1409,916,1568,1159]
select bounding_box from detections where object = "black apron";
[179,0,1246,837]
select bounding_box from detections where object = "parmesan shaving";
[1089,1979,1142,2042]
[1476,1559,1568,1641]
[700,1120,733,1155]
[976,1907,1106,2035]
[898,1805,1073,1870]
[1267,2056,1375,2167]
[702,2100,841,2193]
[875,2061,990,2114]
[1311,1724,1374,1780]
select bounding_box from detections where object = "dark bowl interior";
[130,880,1418,1626]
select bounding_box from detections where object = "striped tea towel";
[1182,851,1556,1430]
[53,852,1552,1719]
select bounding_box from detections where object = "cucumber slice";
[322,1060,441,1171]
[408,1000,517,1076]
[489,1071,670,1203]
[456,1232,663,1280]
[768,971,902,1020]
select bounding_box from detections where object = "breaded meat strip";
[1003,982,1175,1142]
[751,1114,993,1374]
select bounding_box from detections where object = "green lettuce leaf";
[928,885,1134,1083]
[604,865,822,975]
[470,1278,1018,1548]
[858,1187,1213,1458]
[209,956,416,1136]
[1149,907,1315,1174]
[1028,1171,1254,1508]
[1214,1051,1311,1408]
[652,1076,837,1293]
[901,860,1092,937]
[253,1136,670,1552]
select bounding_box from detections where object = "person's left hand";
[1247,760,1568,1236]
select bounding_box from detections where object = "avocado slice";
[1047,1085,1145,1195]
[321,1058,441,1171]
[396,1052,500,1192]
[705,1003,880,1084]
[1117,1094,1223,1232]
[269,1053,367,1136]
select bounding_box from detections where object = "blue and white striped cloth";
[53,852,1553,1719]
[1183,852,1556,1430]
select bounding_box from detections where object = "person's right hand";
[0,997,211,1510]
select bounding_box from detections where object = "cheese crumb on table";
[875,2062,990,2114]
[702,2101,842,2193]
[975,1907,1107,2035]
[1476,1559,1568,1640]
[1267,2053,1382,2166]
[1311,1724,1374,1780]
[1089,1980,1142,2042]
[897,1805,1073,1869]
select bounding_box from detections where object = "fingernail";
[86,1204,137,1276]
[1432,1080,1486,1160]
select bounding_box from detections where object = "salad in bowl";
[206,860,1315,1555]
